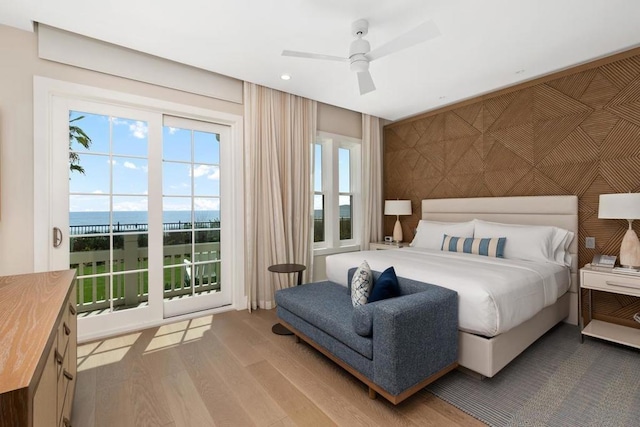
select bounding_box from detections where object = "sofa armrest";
[372,286,458,396]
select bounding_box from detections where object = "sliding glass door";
[48,96,232,336]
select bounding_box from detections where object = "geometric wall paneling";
[444,135,481,173]
[384,49,640,329]
[605,75,640,127]
[443,111,481,140]
[488,88,534,131]
[532,170,568,195]
[578,72,620,109]
[483,91,518,126]
[490,122,534,164]
[534,84,592,121]
[533,111,593,163]
[579,109,620,145]
[599,56,640,90]
[412,115,436,137]
[453,102,484,131]
[545,68,597,99]
[414,141,446,175]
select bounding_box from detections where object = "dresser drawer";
[582,270,640,297]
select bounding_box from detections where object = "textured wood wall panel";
[384,51,640,328]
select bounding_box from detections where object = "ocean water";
[70,211,220,226]
[70,207,348,226]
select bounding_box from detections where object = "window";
[314,132,361,252]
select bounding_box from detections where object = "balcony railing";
[71,240,221,314]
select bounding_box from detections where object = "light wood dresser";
[0,270,77,427]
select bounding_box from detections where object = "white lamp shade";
[384,200,412,216]
[598,193,640,220]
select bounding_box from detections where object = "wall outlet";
[585,237,596,249]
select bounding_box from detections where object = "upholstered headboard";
[422,195,579,322]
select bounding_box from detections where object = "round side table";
[269,263,306,335]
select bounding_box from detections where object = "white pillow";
[552,227,574,267]
[410,220,475,250]
[351,260,372,307]
[473,219,556,263]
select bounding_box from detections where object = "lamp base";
[620,228,640,269]
[392,218,403,243]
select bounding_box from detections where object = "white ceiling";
[2,0,640,121]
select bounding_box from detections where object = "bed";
[326,195,579,377]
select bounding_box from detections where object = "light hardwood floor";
[71,308,485,426]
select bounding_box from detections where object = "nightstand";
[369,242,405,250]
[579,264,640,349]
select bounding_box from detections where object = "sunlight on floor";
[144,315,214,353]
[77,332,141,371]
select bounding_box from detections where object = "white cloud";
[194,198,220,211]
[191,165,219,180]
[129,121,148,139]
[168,127,179,135]
[110,117,128,126]
[107,159,117,165]
[112,198,148,212]
[123,161,137,170]
[92,190,104,194]
[142,165,149,173]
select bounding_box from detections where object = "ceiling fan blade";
[367,20,440,61]
[282,50,348,62]
[357,71,376,95]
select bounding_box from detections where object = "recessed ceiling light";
[280,74,291,80]
[515,69,525,74]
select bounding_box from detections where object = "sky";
[69,110,351,215]
[69,110,220,213]
[314,143,352,210]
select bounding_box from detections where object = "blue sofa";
[275,268,458,404]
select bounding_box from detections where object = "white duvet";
[326,247,571,337]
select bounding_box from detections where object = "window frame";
[313,131,361,254]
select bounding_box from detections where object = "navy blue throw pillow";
[368,267,400,303]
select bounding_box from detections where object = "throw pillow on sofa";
[351,260,372,307]
[368,266,400,303]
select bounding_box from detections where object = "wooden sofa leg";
[368,387,377,400]
[295,335,300,343]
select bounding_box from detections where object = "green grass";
[74,260,217,306]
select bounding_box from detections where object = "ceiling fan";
[282,19,440,95]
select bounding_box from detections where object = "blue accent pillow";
[441,234,506,258]
[368,266,401,303]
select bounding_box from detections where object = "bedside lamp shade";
[384,200,412,242]
[598,193,640,268]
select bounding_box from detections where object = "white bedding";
[326,247,571,337]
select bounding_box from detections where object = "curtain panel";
[244,82,317,310]
[361,114,384,249]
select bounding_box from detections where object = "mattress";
[326,247,571,337]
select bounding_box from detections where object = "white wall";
[0,24,362,277]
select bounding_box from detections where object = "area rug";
[425,323,640,426]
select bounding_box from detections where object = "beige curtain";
[361,114,384,249]
[244,82,317,310]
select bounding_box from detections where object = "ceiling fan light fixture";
[350,55,369,73]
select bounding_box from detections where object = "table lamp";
[598,193,640,269]
[384,200,412,243]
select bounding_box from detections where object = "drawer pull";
[63,417,72,427]
[605,280,640,290]
[69,303,76,316]
[63,369,74,381]
[63,322,71,336]
[54,349,64,365]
